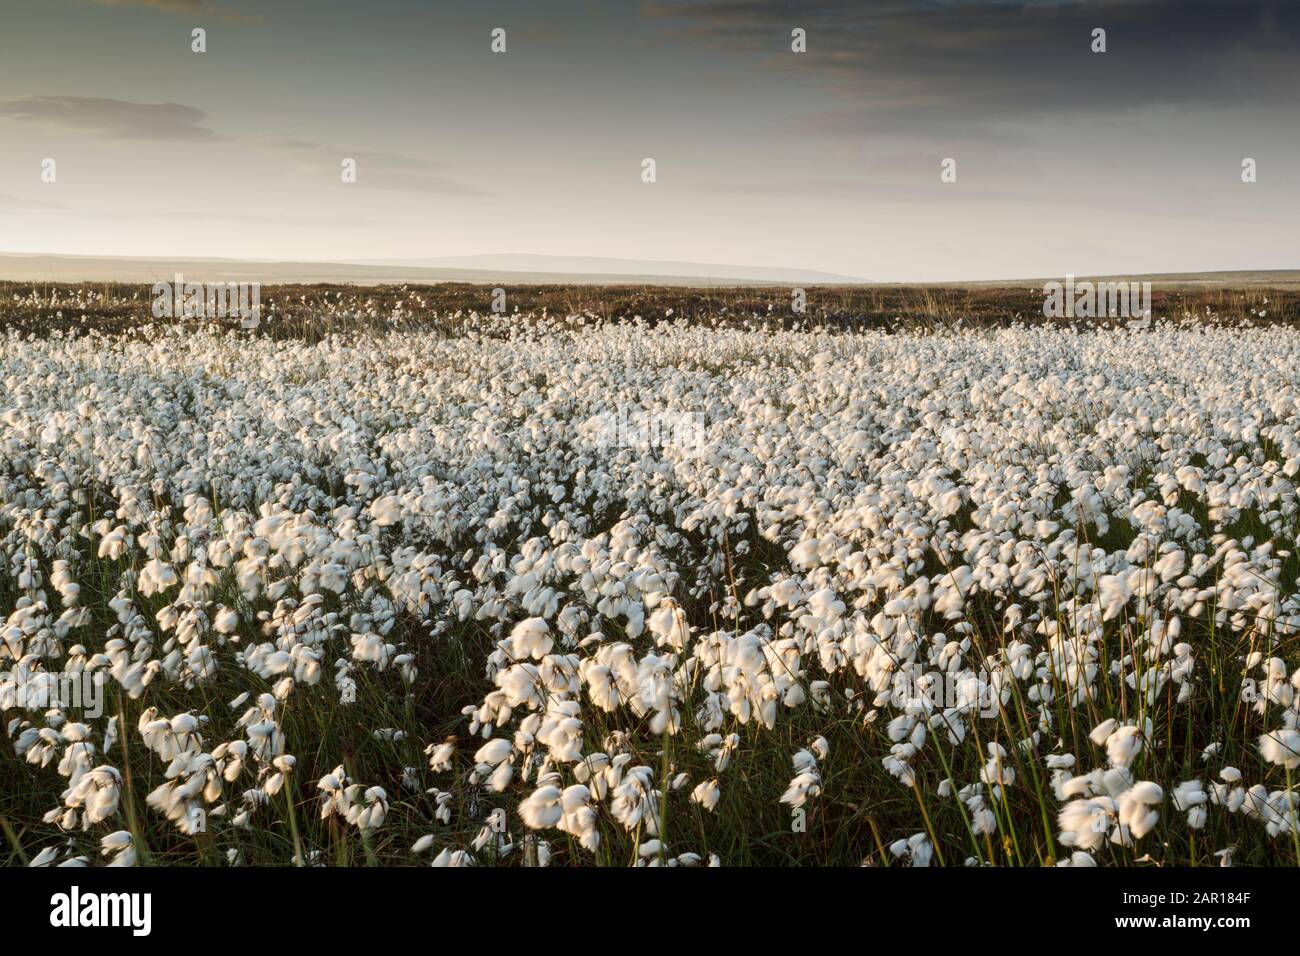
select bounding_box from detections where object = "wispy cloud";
[0,96,222,141]
[123,210,384,227]
[0,193,71,212]
[76,0,262,24]
[257,137,493,197]
[0,96,489,195]
[693,177,1027,203]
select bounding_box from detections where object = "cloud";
[76,0,262,23]
[693,177,1027,203]
[642,0,1300,133]
[0,193,71,212]
[158,211,382,227]
[0,101,488,195]
[78,209,385,227]
[0,96,221,141]
[256,137,493,197]
[265,140,451,174]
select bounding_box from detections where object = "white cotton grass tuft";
[1259,728,1300,770]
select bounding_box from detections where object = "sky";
[0,0,1297,281]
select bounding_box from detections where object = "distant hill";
[344,254,867,285]
[0,253,865,287]
[1,254,1295,288]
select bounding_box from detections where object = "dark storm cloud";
[0,96,222,141]
[643,0,1300,132]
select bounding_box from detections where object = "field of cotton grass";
[4,299,1300,868]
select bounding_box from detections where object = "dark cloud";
[0,96,222,141]
[642,0,1300,133]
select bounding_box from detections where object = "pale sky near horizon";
[0,0,1297,281]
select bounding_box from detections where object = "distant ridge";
[341,254,866,285]
[0,253,866,287]
[0,254,1295,288]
